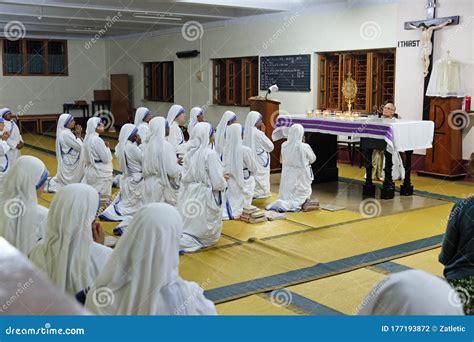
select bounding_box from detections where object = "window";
[143,61,174,102]
[317,49,395,112]
[2,39,68,76]
[212,56,258,106]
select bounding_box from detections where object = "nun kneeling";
[266,124,316,212]
[85,203,216,315]
[29,184,112,298]
[178,122,227,252]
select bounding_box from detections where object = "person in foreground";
[85,203,216,315]
[267,124,316,212]
[29,184,112,297]
[179,122,227,252]
[439,196,474,315]
[0,156,49,255]
[357,270,464,315]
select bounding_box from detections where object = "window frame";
[2,38,68,76]
[143,61,174,103]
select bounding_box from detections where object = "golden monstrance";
[342,72,357,113]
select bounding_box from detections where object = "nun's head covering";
[115,123,137,173]
[54,114,75,163]
[166,105,185,127]
[0,156,48,255]
[223,123,244,188]
[85,203,216,315]
[281,124,306,167]
[357,270,465,315]
[82,117,102,166]
[243,111,262,149]
[184,122,213,183]
[29,183,100,295]
[143,116,168,179]
[0,108,12,118]
[188,107,203,137]
[134,107,151,126]
[214,111,237,156]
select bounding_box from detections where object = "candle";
[465,96,471,112]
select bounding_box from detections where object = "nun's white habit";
[0,156,49,255]
[188,106,203,138]
[143,117,182,206]
[100,124,143,221]
[82,117,113,200]
[358,270,464,315]
[243,111,274,199]
[47,114,84,192]
[0,108,22,164]
[134,107,151,147]
[29,184,112,296]
[222,123,257,219]
[266,124,316,212]
[179,122,227,252]
[85,203,216,315]
[214,110,237,158]
[166,104,186,156]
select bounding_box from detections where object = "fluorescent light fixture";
[65,27,98,32]
[132,12,182,20]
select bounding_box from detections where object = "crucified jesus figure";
[409,18,452,77]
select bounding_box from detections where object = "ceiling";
[0,0,317,39]
[0,0,360,39]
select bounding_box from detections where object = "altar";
[272,114,435,199]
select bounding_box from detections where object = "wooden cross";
[404,0,460,120]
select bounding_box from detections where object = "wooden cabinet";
[111,74,130,126]
[317,49,396,113]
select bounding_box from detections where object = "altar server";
[179,122,227,252]
[143,117,182,206]
[82,117,113,204]
[439,196,474,315]
[29,184,112,296]
[188,106,205,137]
[372,103,405,181]
[100,124,143,221]
[214,110,237,158]
[134,107,152,146]
[86,203,216,315]
[267,124,316,212]
[166,104,187,156]
[0,108,23,163]
[0,156,49,255]
[222,123,257,219]
[243,111,274,199]
[358,270,464,315]
[47,113,84,192]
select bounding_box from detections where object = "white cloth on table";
[48,114,84,192]
[166,104,186,156]
[29,184,112,296]
[0,156,49,255]
[100,124,143,221]
[82,117,113,198]
[358,270,464,315]
[179,122,227,252]
[243,111,274,199]
[143,117,182,206]
[214,111,237,158]
[85,203,216,315]
[266,124,316,212]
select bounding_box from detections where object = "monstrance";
[342,72,357,113]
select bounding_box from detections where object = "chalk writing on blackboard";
[260,54,311,91]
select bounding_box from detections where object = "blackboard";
[260,54,311,91]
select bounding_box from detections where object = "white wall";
[105,1,398,127]
[395,0,473,158]
[0,40,109,117]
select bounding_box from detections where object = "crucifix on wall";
[404,0,459,121]
[404,0,459,77]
